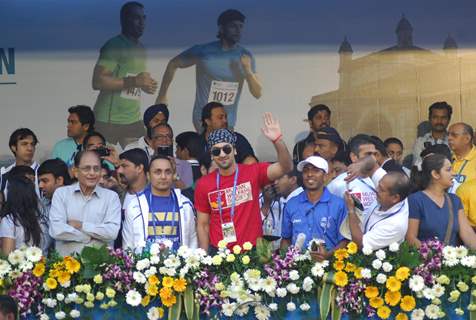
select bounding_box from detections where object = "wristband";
[123,76,136,89]
[272,134,283,144]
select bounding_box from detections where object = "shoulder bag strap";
[444,194,454,245]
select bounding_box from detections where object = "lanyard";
[364,201,405,233]
[147,190,180,242]
[305,199,335,248]
[358,178,377,193]
[456,159,469,176]
[216,165,239,225]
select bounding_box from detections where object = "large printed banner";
[2,0,476,163]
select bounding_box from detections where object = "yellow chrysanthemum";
[384,290,401,306]
[148,275,159,286]
[64,256,80,274]
[396,313,409,320]
[162,276,174,288]
[33,263,45,277]
[46,278,58,290]
[141,295,151,307]
[377,306,391,319]
[58,271,71,285]
[400,296,416,312]
[158,308,164,318]
[159,287,173,300]
[334,248,349,261]
[334,271,348,287]
[369,297,384,309]
[49,269,60,278]
[354,267,363,279]
[161,294,177,307]
[173,278,187,293]
[364,286,379,299]
[395,267,410,281]
[333,261,345,271]
[346,242,358,254]
[386,276,401,292]
[345,262,356,273]
[146,284,159,296]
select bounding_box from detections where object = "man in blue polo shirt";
[281,156,347,260]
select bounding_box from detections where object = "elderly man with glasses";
[49,150,121,256]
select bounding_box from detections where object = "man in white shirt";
[344,171,411,250]
[327,134,386,217]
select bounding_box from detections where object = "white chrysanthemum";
[255,304,271,320]
[409,275,425,292]
[443,246,457,260]
[222,301,236,317]
[455,308,464,316]
[179,266,190,278]
[149,243,161,256]
[147,307,162,320]
[423,287,435,300]
[425,304,441,319]
[150,255,161,265]
[144,266,157,278]
[177,245,191,258]
[444,257,459,267]
[302,276,314,292]
[201,256,213,265]
[455,246,468,259]
[136,258,150,271]
[19,260,33,272]
[389,242,399,252]
[185,255,200,269]
[461,256,476,268]
[125,290,142,306]
[133,272,146,284]
[247,279,261,292]
[164,255,180,268]
[289,270,299,281]
[25,247,42,263]
[39,313,49,320]
[259,277,277,295]
[360,268,372,279]
[286,302,296,312]
[411,308,425,320]
[382,262,393,273]
[375,249,386,260]
[69,309,80,318]
[432,284,445,298]
[300,303,311,311]
[276,287,287,298]
[362,246,373,255]
[269,303,278,311]
[56,293,65,301]
[244,269,261,281]
[376,273,387,284]
[235,305,250,317]
[372,259,382,270]
[286,283,300,294]
[8,250,25,265]
[0,260,11,277]
[54,311,66,320]
[160,239,173,249]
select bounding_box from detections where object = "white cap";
[297,156,329,174]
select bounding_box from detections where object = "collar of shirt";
[284,187,304,203]
[423,132,448,144]
[373,199,407,217]
[453,145,476,162]
[73,182,100,198]
[187,159,199,166]
[300,187,331,204]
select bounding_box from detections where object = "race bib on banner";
[208,80,239,106]
[208,182,253,210]
[120,73,142,101]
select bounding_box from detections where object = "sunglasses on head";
[211,145,233,157]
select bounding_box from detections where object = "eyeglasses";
[78,166,101,173]
[211,145,233,157]
[152,134,173,140]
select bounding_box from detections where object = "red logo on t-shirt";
[208,182,253,210]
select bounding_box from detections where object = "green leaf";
[80,245,113,266]
[331,285,341,320]
[184,286,194,319]
[192,300,200,320]
[471,286,476,320]
[82,264,96,279]
[168,294,183,320]
[256,237,273,264]
[319,272,335,320]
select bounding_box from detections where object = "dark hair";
[201,102,225,132]
[386,172,411,201]
[284,167,302,187]
[82,131,106,150]
[176,131,205,159]
[307,104,331,121]
[38,159,72,186]
[331,150,351,166]
[428,101,452,120]
[419,153,448,190]
[119,148,149,173]
[0,176,42,247]
[198,153,212,171]
[8,166,35,180]
[147,123,174,140]
[348,134,375,157]
[149,154,174,172]
[120,2,144,29]
[0,295,18,318]
[370,136,388,158]
[384,137,404,149]
[8,128,38,155]
[217,9,245,26]
[73,150,101,168]
[420,143,451,161]
[68,105,95,133]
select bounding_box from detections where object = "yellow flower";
[49,269,60,279]
[377,306,391,319]
[146,284,159,296]
[364,286,379,299]
[396,313,408,320]
[173,278,187,293]
[212,255,223,266]
[354,267,363,279]
[400,296,416,312]
[369,297,384,309]
[436,275,450,285]
[346,242,358,254]
[334,248,349,261]
[159,287,172,300]
[141,295,150,307]
[334,271,348,287]
[457,281,469,292]
[226,254,236,262]
[217,240,228,249]
[84,301,94,308]
[86,293,95,302]
[161,294,177,307]
[243,242,253,251]
[162,277,174,288]
[33,263,45,277]
[472,275,476,285]
[395,267,410,281]
[148,275,159,286]
[46,278,57,290]
[386,276,401,292]
[105,288,116,298]
[95,292,104,301]
[241,255,250,265]
[384,290,401,306]
[333,261,345,271]
[215,282,225,291]
[158,308,164,318]
[233,245,242,255]
[58,271,71,285]
[344,262,356,273]
[93,274,103,284]
[64,256,80,274]
[108,300,118,308]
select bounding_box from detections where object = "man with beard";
[155,9,262,131]
[195,113,292,252]
[117,148,149,211]
[412,102,452,166]
[92,2,158,147]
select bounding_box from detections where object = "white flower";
[25,247,42,263]
[39,314,49,320]
[444,257,459,267]
[18,261,33,272]
[254,304,270,320]
[144,266,157,278]
[69,310,80,318]
[56,293,65,301]
[362,246,373,255]
[269,303,278,311]
[67,293,78,302]
[360,268,372,279]
[411,308,425,320]
[375,249,386,260]
[201,255,213,266]
[443,246,457,260]
[461,256,476,268]
[432,284,445,298]
[389,242,399,252]
[147,307,162,320]
[164,255,180,268]
[455,308,464,316]
[43,298,57,308]
[425,304,441,319]
[133,272,146,284]
[276,287,287,298]
[300,303,311,311]
[150,255,161,265]
[0,260,11,277]
[136,258,150,271]
[455,246,468,259]
[247,279,261,292]
[8,250,25,265]
[286,302,296,312]
[372,259,382,270]
[286,283,300,294]
[289,270,299,281]
[423,287,435,300]
[179,266,190,278]
[149,243,161,256]
[222,302,236,317]
[409,275,425,292]
[259,277,277,295]
[302,277,314,292]
[376,273,387,284]
[382,262,393,273]
[235,305,250,317]
[54,311,66,320]
[185,255,201,269]
[125,290,142,307]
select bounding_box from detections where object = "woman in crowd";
[0,176,49,254]
[406,153,476,248]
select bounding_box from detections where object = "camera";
[157,145,173,157]
[95,146,110,157]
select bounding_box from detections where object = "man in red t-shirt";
[195,113,293,251]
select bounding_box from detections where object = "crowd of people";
[1,98,476,262]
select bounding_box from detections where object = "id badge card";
[221,222,237,243]
[208,80,239,106]
[120,73,142,101]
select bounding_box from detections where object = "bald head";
[377,172,410,210]
[448,122,473,154]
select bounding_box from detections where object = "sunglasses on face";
[211,145,233,157]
